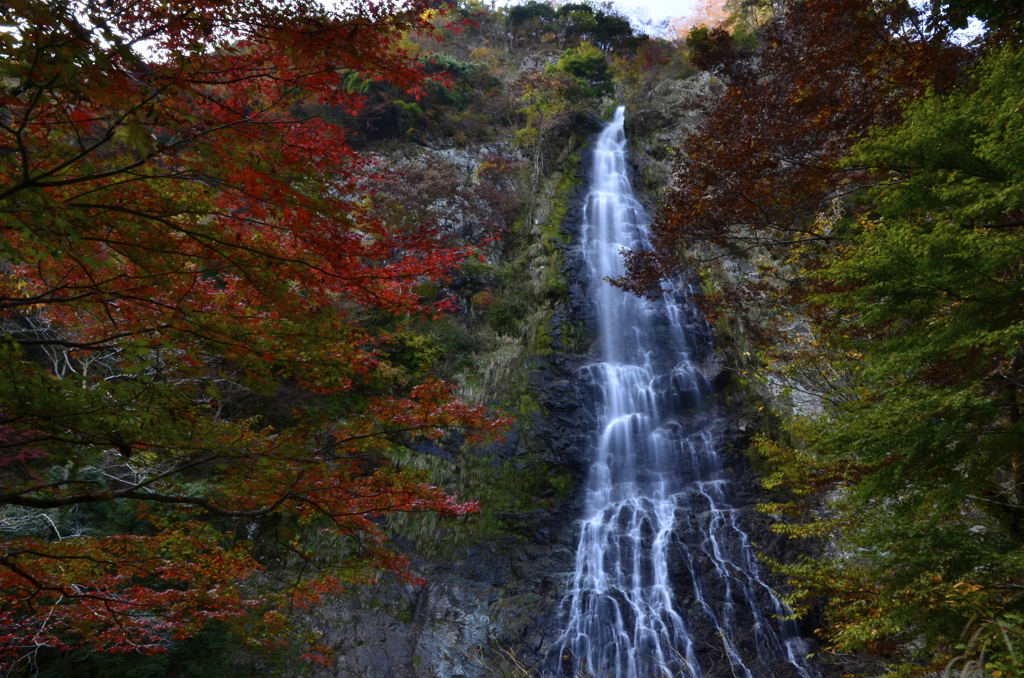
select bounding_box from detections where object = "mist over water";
[552,108,814,678]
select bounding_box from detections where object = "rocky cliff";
[307,71,813,678]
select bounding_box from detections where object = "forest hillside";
[1,0,1022,677]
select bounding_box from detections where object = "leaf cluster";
[0,0,511,669]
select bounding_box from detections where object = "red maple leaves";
[0,0,506,667]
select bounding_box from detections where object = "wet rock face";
[311,81,816,678]
[308,338,594,678]
[309,362,807,678]
[622,74,724,214]
[662,455,810,678]
[311,377,590,678]
[310,140,600,678]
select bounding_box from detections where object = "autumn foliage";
[617,0,964,297]
[0,0,507,668]
[667,0,730,38]
[624,0,1024,672]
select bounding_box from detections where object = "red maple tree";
[0,0,506,668]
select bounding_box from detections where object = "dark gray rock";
[309,73,828,678]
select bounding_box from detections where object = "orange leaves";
[667,0,731,39]
[0,528,258,662]
[1,0,469,339]
[367,378,511,444]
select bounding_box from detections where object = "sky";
[617,0,699,30]
[489,0,703,35]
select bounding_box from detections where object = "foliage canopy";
[624,0,1024,673]
[0,0,507,668]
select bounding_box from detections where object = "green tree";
[758,43,1024,674]
[554,42,613,97]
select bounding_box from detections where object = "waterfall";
[552,108,814,678]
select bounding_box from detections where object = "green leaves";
[755,41,1024,673]
[552,42,613,97]
[650,5,1024,672]
[124,122,158,156]
[851,45,1024,228]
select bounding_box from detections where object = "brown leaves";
[619,0,965,296]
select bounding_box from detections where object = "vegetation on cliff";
[620,0,1024,675]
[11,0,1021,674]
[0,0,529,671]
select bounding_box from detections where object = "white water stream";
[553,108,814,678]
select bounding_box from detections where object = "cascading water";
[552,108,814,678]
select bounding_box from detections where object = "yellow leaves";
[513,126,540,149]
[946,581,987,610]
[769,520,833,538]
[751,432,835,495]
[0,272,44,309]
[468,46,498,68]
[1,275,27,292]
